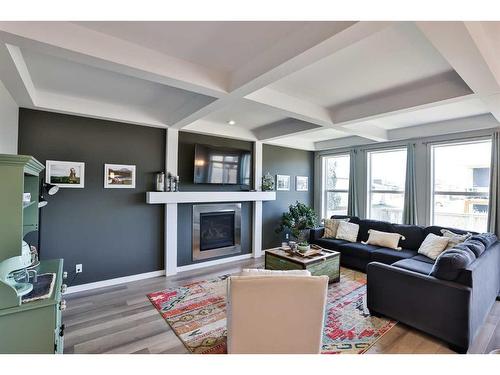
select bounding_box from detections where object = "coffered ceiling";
[0,21,499,150]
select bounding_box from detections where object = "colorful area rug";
[147,268,396,354]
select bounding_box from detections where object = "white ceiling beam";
[315,136,375,151]
[253,119,322,141]
[0,43,36,107]
[170,21,395,130]
[388,113,498,140]
[416,21,500,122]
[182,120,257,141]
[0,21,228,98]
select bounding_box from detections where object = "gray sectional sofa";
[309,215,500,352]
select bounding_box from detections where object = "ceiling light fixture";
[227,120,236,125]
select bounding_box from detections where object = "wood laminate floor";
[63,257,500,354]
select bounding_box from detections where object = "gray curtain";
[403,143,418,225]
[347,149,359,217]
[488,131,500,235]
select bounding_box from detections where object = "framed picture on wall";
[276,175,290,191]
[104,164,136,188]
[46,160,85,188]
[296,176,309,191]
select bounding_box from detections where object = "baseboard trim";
[65,270,166,294]
[176,254,253,273]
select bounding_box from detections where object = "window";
[322,154,350,218]
[431,140,491,232]
[367,148,407,223]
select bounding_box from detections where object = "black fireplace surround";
[200,211,236,251]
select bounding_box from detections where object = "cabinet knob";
[60,300,67,311]
[61,284,67,293]
[62,271,68,279]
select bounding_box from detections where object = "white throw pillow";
[362,229,406,250]
[441,229,471,249]
[336,221,359,243]
[417,233,450,260]
[322,218,349,238]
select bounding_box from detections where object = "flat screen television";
[193,144,251,186]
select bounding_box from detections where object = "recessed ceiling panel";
[22,47,216,125]
[269,23,462,108]
[73,21,330,74]
[201,100,288,130]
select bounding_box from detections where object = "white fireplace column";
[252,141,263,258]
[165,128,179,276]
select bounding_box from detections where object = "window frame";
[429,138,492,230]
[366,147,407,223]
[321,153,350,218]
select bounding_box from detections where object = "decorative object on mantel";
[296,176,309,192]
[262,172,275,191]
[147,269,397,354]
[165,172,179,192]
[276,174,290,191]
[104,164,136,188]
[46,160,85,188]
[276,201,317,243]
[155,172,165,191]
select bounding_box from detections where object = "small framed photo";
[46,160,85,188]
[104,164,136,189]
[296,176,309,192]
[276,175,290,191]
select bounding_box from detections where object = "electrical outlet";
[75,264,83,274]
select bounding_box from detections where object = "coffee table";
[264,246,340,283]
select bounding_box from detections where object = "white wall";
[0,80,18,154]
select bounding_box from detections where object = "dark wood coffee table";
[264,247,340,283]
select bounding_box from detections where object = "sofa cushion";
[417,233,449,260]
[424,225,472,237]
[441,229,472,249]
[410,254,435,264]
[336,221,359,242]
[430,247,476,281]
[371,247,416,265]
[313,238,348,251]
[460,239,486,258]
[322,218,349,238]
[357,219,395,242]
[468,233,498,249]
[392,224,426,251]
[336,242,379,259]
[362,229,405,250]
[392,258,434,275]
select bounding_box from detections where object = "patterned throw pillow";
[362,229,406,250]
[417,233,450,260]
[441,229,471,249]
[322,218,349,238]
[336,221,359,243]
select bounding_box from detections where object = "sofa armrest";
[367,262,472,349]
[309,227,324,242]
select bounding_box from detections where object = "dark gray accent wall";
[262,144,314,249]
[18,108,165,286]
[176,131,253,266]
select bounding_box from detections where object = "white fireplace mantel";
[146,191,276,204]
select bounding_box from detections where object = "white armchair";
[226,269,329,354]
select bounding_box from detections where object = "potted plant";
[276,201,317,244]
[297,241,310,253]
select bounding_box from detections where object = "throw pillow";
[417,233,450,260]
[362,229,406,250]
[430,247,476,281]
[322,218,349,239]
[441,229,471,249]
[336,221,359,243]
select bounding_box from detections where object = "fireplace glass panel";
[200,212,235,251]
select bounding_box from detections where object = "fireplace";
[192,203,241,261]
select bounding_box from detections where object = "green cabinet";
[0,259,65,354]
[0,154,65,353]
